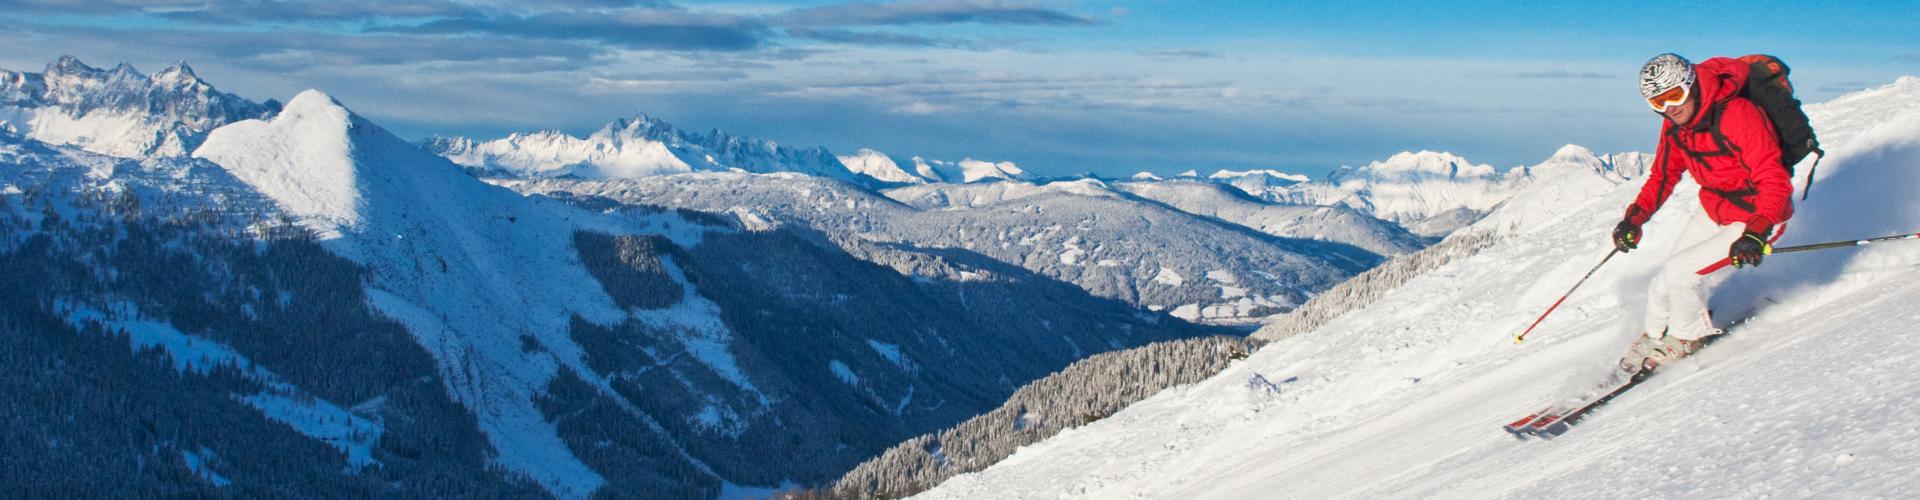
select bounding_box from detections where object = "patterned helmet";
[1639,53,1696,100]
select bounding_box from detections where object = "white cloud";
[892,101,945,114]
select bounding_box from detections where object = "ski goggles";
[1646,85,1689,113]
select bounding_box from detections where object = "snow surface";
[920,77,1920,498]
[885,178,1120,209]
[630,255,770,405]
[830,360,861,386]
[182,447,232,487]
[867,339,912,371]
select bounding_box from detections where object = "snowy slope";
[195,91,711,498]
[921,77,1920,498]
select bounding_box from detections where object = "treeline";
[827,335,1254,498]
[1254,227,1507,341]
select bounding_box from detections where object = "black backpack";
[1698,54,1825,200]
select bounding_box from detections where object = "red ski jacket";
[1624,57,1794,235]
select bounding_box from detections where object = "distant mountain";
[507,174,1402,325]
[0,55,279,157]
[423,114,871,184]
[1207,168,1311,196]
[908,155,1031,183]
[838,148,925,184]
[1110,179,1428,257]
[836,149,1034,185]
[1210,149,1650,237]
[422,109,1654,243]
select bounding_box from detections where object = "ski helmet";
[1638,53,1695,100]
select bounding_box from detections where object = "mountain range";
[0,56,279,158]
[421,111,1631,239]
[1,57,1215,497]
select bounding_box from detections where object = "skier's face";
[1661,91,1699,126]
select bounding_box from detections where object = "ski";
[1506,315,1753,439]
[1504,366,1644,439]
[1520,369,1648,438]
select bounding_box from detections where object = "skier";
[1610,53,1794,371]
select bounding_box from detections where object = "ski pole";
[1513,249,1618,345]
[1769,232,1920,255]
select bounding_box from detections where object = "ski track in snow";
[920,77,1920,499]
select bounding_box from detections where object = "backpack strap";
[1669,100,1762,212]
[1800,148,1824,200]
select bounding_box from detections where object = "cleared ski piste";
[921,77,1920,498]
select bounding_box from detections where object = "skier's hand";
[1612,220,1641,253]
[1729,232,1770,268]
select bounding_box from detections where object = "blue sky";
[2,0,1915,178]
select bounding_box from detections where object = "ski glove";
[1730,232,1770,268]
[1612,220,1642,253]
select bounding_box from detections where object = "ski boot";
[1618,329,1706,373]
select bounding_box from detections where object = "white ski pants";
[1642,209,1747,341]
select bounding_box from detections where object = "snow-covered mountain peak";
[908,156,1029,184]
[194,89,361,230]
[46,55,103,78]
[1531,143,1652,182]
[155,60,196,78]
[107,62,142,81]
[149,62,205,91]
[600,113,680,141]
[281,88,346,116]
[839,147,925,184]
[1351,150,1501,181]
[1548,143,1596,161]
[0,56,276,158]
[1207,168,1311,199]
[195,88,680,496]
